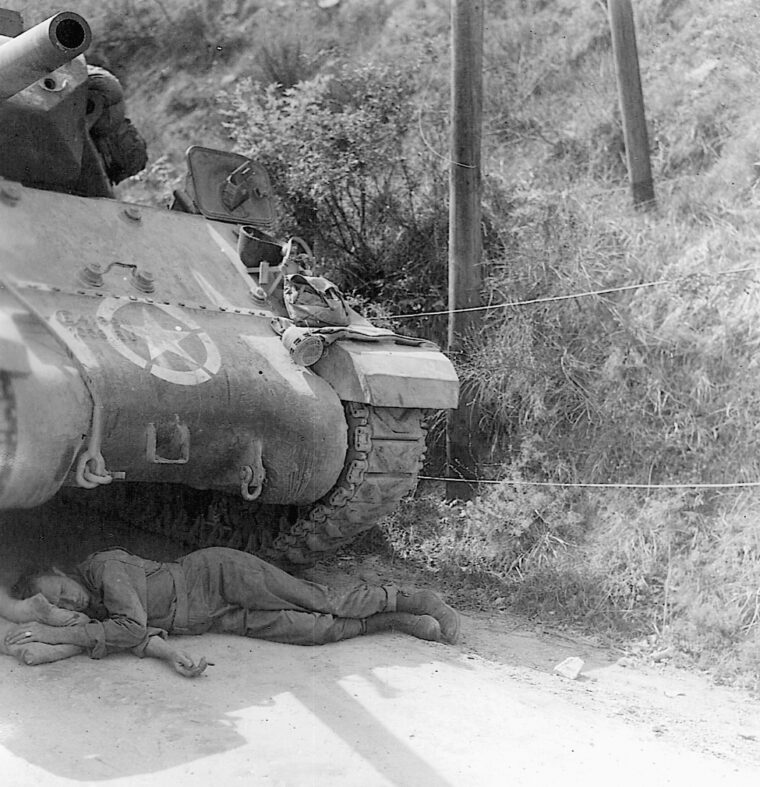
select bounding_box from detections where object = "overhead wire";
[386,263,760,320]
[406,263,760,491]
[419,476,760,490]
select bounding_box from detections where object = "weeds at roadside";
[372,485,760,689]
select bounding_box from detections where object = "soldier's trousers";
[175,547,398,645]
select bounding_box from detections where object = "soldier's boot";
[364,612,441,641]
[396,589,460,644]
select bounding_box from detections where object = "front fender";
[312,340,459,409]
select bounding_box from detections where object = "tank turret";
[0,11,114,195]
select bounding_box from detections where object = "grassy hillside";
[6,0,760,685]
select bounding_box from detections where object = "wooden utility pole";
[447,0,484,500]
[608,0,655,209]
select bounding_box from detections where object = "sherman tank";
[0,10,458,563]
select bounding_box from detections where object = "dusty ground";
[0,502,759,786]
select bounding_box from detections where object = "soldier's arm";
[4,621,92,647]
[0,587,36,622]
[0,587,85,626]
[142,634,208,678]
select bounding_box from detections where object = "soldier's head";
[12,566,91,612]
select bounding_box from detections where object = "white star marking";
[97,298,222,385]
[123,311,200,369]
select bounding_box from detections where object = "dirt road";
[0,505,758,786]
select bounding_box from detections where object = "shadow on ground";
[2,500,614,785]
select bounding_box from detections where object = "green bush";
[222,61,450,335]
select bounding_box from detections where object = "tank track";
[266,402,427,564]
[58,403,426,565]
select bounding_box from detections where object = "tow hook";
[240,439,265,501]
[76,404,124,487]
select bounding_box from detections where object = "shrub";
[222,61,450,335]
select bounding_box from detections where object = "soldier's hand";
[171,650,208,678]
[5,621,58,646]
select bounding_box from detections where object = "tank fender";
[311,339,459,410]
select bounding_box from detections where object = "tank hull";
[0,183,347,507]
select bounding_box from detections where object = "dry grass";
[441,0,760,686]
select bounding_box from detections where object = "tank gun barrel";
[0,11,91,100]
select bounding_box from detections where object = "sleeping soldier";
[5,546,460,677]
